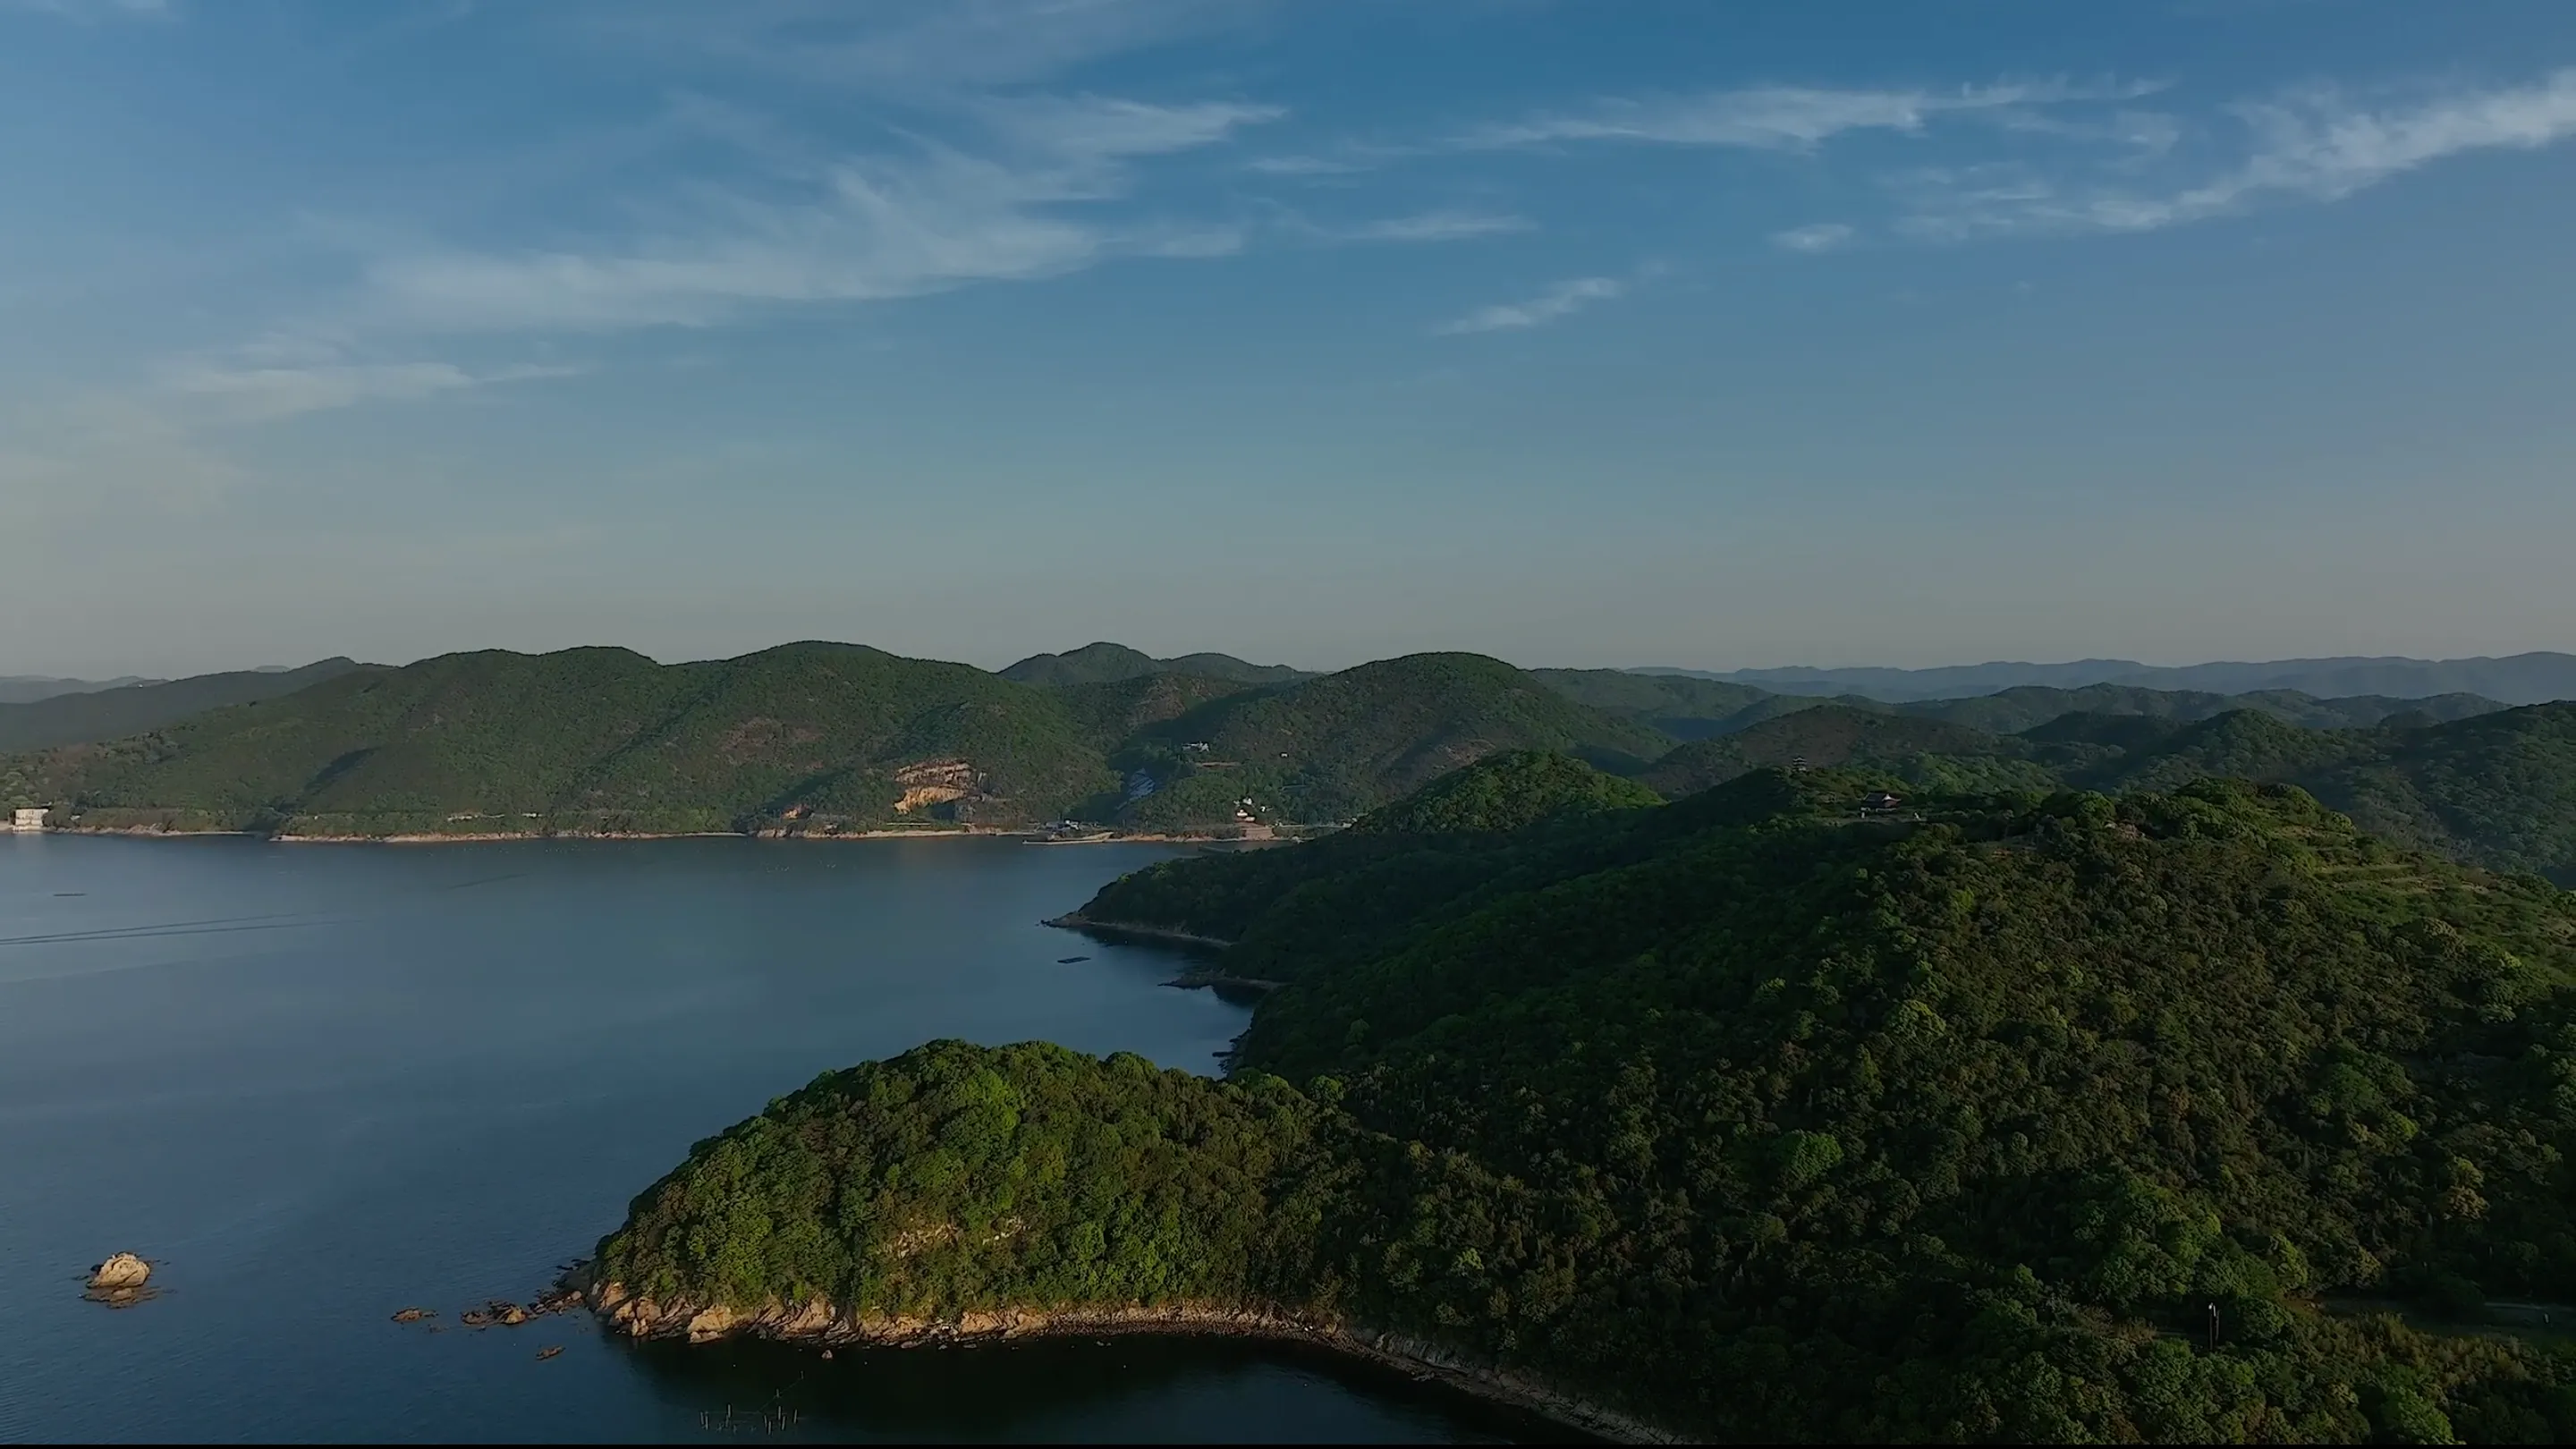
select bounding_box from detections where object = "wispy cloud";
[1900,69,2576,239]
[977,93,1284,162]
[1246,154,1368,177]
[1318,209,1533,244]
[364,95,1280,332]
[1458,79,2154,152]
[169,357,582,421]
[3,0,172,16]
[1772,222,1855,253]
[582,0,1265,96]
[1436,275,1623,335]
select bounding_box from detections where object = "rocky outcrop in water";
[82,1252,156,1308]
[88,1252,149,1291]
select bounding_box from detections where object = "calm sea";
[0,834,1555,1444]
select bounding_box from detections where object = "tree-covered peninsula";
[589,767,2576,1441]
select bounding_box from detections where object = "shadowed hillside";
[0,674,163,706]
[0,658,363,751]
[1640,705,2057,797]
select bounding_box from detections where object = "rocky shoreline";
[581,1276,1674,1444]
[1042,913,1236,950]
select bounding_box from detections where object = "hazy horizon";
[12,638,2576,688]
[6,1,2572,679]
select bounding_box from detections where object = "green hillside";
[599,772,2576,1441]
[1346,750,1662,835]
[2306,704,2576,885]
[1599,700,2576,885]
[2097,708,2371,794]
[1001,642,1309,688]
[12,640,2566,866]
[1640,705,2059,797]
[8,644,1115,835]
[3,646,1674,837]
[2008,706,2576,882]
[0,658,363,752]
[1116,654,1672,828]
[1051,672,1269,752]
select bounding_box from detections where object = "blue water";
[0,835,1552,1443]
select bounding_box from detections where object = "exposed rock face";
[892,758,980,813]
[87,1253,150,1291]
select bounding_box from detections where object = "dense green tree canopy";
[605,770,2576,1440]
[1346,750,1661,835]
[0,648,1657,836]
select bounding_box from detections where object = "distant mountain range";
[0,674,162,706]
[3,640,2570,878]
[0,659,361,751]
[1633,653,2576,706]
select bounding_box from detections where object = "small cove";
[0,834,1558,1443]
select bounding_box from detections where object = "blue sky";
[4,0,2573,677]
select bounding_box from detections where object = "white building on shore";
[10,806,48,832]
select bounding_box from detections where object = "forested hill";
[597,770,2576,1441]
[1107,653,1673,829]
[4,639,2566,864]
[1626,700,2576,884]
[999,641,1310,688]
[2,644,1119,836]
[0,646,1661,837]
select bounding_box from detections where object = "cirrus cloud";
[1436,275,1624,335]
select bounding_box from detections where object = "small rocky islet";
[83,1252,157,1309]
